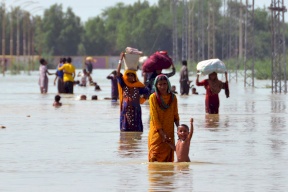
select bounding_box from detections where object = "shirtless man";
[167,118,194,162]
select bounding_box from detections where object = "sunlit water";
[0,69,287,192]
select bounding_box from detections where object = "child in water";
[167,118,194,162]
[53,95,62,107]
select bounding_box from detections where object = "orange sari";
[148,93,179,162]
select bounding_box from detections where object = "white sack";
[196,58,227,75]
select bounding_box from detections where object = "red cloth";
[142,51,173,73]
[196,79,220,114]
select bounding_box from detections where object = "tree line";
[0,0,287,65]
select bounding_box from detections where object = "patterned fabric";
[148,93,179,162]
[117,72,149,132]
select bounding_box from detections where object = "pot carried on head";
[123,47,143,71]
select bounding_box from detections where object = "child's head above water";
[80,95,87,100]
[177,124,189,141]
[55,95,61,102]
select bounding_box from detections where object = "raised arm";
[164,64,176,78]
[187,118,194,141]
[116,52,125,77]
[196,72,200,84]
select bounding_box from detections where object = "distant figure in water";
[94,82,101,91]
[91,95,98,100]
[167,118,194,162]
[80,95,87,100]
[191,87,198,95]
[77,69,88,87]
[39,58,54,94]
[106,70,119,101]
[171,85,178,94]
[196,71,229,114]
[53,95,62,107]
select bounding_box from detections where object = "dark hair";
[91,95,98,100]
[178,124,189,130]
[111,70,117,75]
[55,95,61,102]
[39,58,46,64]
[59,58,63,63]
[182,60,187,66]
[80,95,87,100]
[156,74,168,82]
[62,58,67,63]
[95,84,101,90]
[67,57,72,63]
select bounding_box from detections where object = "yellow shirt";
[58,63,76,82]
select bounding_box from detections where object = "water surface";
[0,70,287,191]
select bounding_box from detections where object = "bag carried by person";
[142,51,173,73]
[196,58,227,76]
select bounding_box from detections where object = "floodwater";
[0,69,287,192]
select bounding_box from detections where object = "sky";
[4,0,284,22]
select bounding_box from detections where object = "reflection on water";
[0,70,288,191]
[118,132,143,158]
[205,114,220,129]
[148,163,176,191]
[148,163,194,192]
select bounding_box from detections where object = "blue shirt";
[56,63,64,78]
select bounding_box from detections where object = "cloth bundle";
[196,58,227,76]
[142,51,173,73]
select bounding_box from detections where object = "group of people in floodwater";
[39,52,229,162]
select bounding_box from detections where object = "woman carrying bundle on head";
[196,71,229,114]
[196,59,229,114]
[116,52,149,132]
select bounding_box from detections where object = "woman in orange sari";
[148,74,179,162]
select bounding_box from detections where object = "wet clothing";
[56,64,64,79]
[39,65,48,93]
[86,62,93,74]
[58,62,76,94]
[107,75,119,100]
[117,71,149,132]
[57,78,65,93]
[196,79,228,114]
[148,92,179,162]
[56,63,64,93]
[179,65,189,95]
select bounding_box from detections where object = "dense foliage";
[1,0,288,77]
